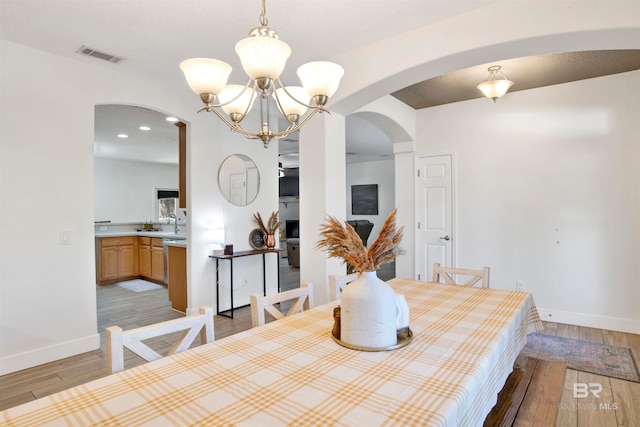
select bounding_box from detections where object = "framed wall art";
[351,184,378,215]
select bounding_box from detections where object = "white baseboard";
[537,307,640,335]
[0,333,100,376]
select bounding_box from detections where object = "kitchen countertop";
[164,240,187,248]
[95,231,187,239]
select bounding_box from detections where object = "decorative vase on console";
[317,208,406,349]
[253,210,282,250]
[264,233,276,249]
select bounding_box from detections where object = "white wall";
[0,39,279,374]
[346,160,395,244]
[94,158,178,223]
[416,71,640,333]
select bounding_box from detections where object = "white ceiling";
[2,1,638,168]
[0,0,496,168]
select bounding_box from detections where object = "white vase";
[340,270,397,348]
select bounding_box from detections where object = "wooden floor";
[1,284,639,427]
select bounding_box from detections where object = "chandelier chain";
[259,0,268,27]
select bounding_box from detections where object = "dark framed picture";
[351,184,378,215]
[249,228,266,249]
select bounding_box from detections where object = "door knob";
[440,235,450,241]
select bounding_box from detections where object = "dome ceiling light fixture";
[477,65,514,102]
[180,0,344,148]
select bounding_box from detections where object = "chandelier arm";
[204,105,251,133]
[203,79,254,109]
[269,108,324,140]
[275,78,321,109]
[204,104,269,140]
[239,81,258,122]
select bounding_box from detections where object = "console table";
[209,248,282,318]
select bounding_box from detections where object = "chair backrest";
[106,306,214,374]
[328,273,359,300]
[432,263,490,288]
[250,282,314,327]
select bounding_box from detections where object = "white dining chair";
[328,273,359,300]
[432,263,490,288]
[106,306,214,374]
[250,282,314,327]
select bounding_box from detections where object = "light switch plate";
[59,231,71,245]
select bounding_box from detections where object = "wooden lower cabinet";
[139,244,152,278]
[96,235,167,286]
[96,237,137,285]
[151,244,165,282]
[138,237,165,283]
[167,245,187,313]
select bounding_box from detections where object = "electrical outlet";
[516,280,524,291]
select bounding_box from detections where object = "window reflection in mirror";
[218,154,260,206]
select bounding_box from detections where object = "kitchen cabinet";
[138,237,165,283]
[96,237,137,285]
[176,121,187,209]
[138,237,152,278]
[151,238,165,282]
[167,245,187,313]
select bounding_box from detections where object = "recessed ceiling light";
[117,134,128,138]
[139,126,151,131]
[165,117,178,122]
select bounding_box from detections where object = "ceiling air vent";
[76,45,125,64]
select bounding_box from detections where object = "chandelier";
[477,65,514,102]
[180,0,344,148]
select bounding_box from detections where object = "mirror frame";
[217,154,260,206]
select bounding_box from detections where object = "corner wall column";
[394,141,416,279]
[299,112,347,304]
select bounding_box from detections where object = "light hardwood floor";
[1,283,639,427]
[539,321,640,427]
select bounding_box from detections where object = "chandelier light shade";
[297,61,345,103]
[180,58,232,99]
[219,85,257,121]
[477,65,514,102]
[274,86,310,119]
[180,0,344,147]
[235,32,291,81]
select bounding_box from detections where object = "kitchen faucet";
[169,213,178,234]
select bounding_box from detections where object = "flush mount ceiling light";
[180,0,344,148]
[477,65,514,102]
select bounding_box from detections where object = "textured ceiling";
[392,50,640,109]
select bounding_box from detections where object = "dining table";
[1,278,543,426]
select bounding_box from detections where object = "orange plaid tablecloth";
[1,279,543,426]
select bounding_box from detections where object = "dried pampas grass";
[316,208,404,273]
[253,211,282,235]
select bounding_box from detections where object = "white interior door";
[418,155,453,281]
[229,172,247,206]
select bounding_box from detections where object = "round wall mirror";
[218,154,260,206]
